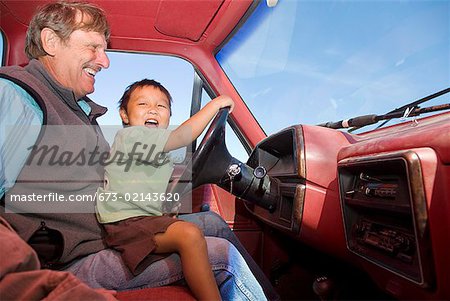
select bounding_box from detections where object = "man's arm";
[0,79,43,198]
[164,95,234,152]
[0,217,118,301]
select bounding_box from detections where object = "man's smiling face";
[49,28,109,99]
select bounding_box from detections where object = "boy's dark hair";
[119,79,173,118]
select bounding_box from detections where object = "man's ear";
[40,28,59,56]
[119,107,129,124]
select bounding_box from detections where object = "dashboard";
[243,112,450,300]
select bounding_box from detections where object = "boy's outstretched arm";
[164,95,234,152]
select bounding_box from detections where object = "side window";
[91,51,249,163]
[198,85,250,163]
[90,52,193,162]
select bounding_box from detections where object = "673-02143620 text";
[96,192,180,203]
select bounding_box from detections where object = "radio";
[338,153,433,286]
[353,219,414,263]
[358,182,398,198]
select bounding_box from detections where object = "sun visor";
[154,0,224,42]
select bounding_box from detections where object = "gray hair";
[25,1,110,59]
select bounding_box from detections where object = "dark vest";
[0,60,110,265]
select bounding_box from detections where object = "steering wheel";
[170,107,278,212]
[172,108,235,196]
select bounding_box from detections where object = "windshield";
[217,0,449,134]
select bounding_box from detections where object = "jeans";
[65,236,266,301]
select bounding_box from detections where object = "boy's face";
[120,85,171,128]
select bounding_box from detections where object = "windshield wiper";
[317,87,450,131]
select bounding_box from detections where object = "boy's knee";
[180,222,205,245]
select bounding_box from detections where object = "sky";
[91,52,194,128]
[88,51,250,161]
[0,35,3,65]
[218,0,449,135]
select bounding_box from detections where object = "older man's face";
[50,29,110,99]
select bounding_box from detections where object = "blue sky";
[0,34,3,66]
[91,52,194,128]
[90,52,249,160]
[218,0,449,134]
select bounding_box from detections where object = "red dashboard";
[244,112,449,299]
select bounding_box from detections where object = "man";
[0,1,277,300]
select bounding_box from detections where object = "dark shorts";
[103,215,180,275]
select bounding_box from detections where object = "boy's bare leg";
[154,221,221,301]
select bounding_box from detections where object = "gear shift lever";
[313,276,336,301]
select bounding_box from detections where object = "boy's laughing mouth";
[145,118,159,128]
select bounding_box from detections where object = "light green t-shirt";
[96,126,174,223]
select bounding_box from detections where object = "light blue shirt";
[0,78,92,198]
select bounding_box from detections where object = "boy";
[96,79,234,301]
